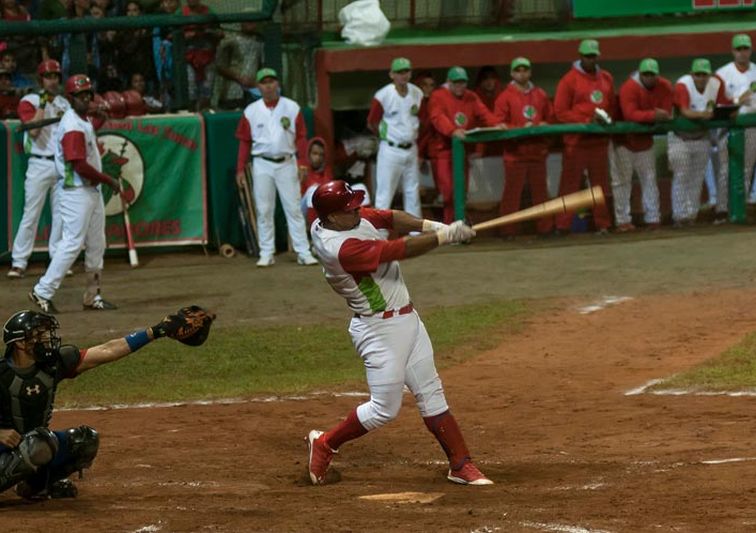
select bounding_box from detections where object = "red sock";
[324,408,368,450]
[423,410,471,470]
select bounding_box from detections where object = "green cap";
[691,58,712,74]
[256,68,278,82]
[733,33,752,49]
[447,66,469,82]
[510,57,531,72]
[390,57,412,72]
[638,58,659,75]
[578,39,600,56]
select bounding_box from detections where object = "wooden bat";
[17,116,62,132]
[120,191,139,267]
[235,177,258,257]
[472,185,605,232]
[241,166,259,245]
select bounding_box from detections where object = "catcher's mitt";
[153,305,216,346]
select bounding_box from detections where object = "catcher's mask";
[3,310,61,363]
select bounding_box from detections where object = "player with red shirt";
[554,39,615,234]
[494,57,554,237]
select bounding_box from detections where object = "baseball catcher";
[0,305,215,500]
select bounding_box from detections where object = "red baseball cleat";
[306,429,336,485]
[447,461,494,486]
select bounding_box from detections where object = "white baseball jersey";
[373,83,423,144]
[675,74,725,112]
[716,61,756,114]
[54,108,102,188]
[20,93,69,156]
[311,209,410,315]
[241,96,301,157]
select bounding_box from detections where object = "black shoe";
[28,291,59,314]
[17,478,79,500]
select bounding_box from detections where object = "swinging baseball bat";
[119,191,139,267]
[17,116,62,132]
[472,186,605,232]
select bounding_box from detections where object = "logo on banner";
[454,112,467,126]
[522,105,537,120]
[590,90,604,104]
[98,133,145,217]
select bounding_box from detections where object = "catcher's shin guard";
[0,428,58,493]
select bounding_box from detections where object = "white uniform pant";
[34,185,105,301]
[717,128,756,212]
[349,311,448,431]
[11,158,63,270]
[668,133,709,223]
[610,144,661,225]
[251,158,311,258]
[375,143,422,218]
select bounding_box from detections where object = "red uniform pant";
[556,142,612,231]
[501,158,553,236]
[431,155,469,224]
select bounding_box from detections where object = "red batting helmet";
[37,59,61,77]
[103,91,126,119]
[121,90,145,117]
[312,180,365,219]
[65,74,93,97]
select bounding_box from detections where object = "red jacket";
[554,62,615,147]
[301,136,333,193]
[494,82,554,162]
[618,74,673,152]
[427,86,498,158]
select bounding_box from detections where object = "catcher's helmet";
[37,59,61,77]
[3,311,61,362]
[312,180,365,219]
[65,74,94,98]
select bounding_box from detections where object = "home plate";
[359,492,444,504]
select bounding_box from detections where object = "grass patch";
[649,332,756,392]
[57,300,528,407]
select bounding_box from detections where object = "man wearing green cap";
[669,58,731,226]
[612,58,672,232]
[716,34,756,212]
[235,67,319,267]
[553,39,615,234]
[427,66,502,224]
[493,57,554,238]
[367,58,424,217]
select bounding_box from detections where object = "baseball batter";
[0,306,213,499]
[29,75,121,314]
[716,34,756,216]
[367,57,424,217]
[670,58,730,226]
[305,180,492,486]
[7,60,70,279]
[613,58,673,231]
[235,67,318,267]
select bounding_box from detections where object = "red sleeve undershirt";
[673,83,691,110]
[235,117,252,173]
[17,100,36,122]
[62,131,113,186]
[338,237,407,273]
[367,98,384,131]
[295,112,308,167]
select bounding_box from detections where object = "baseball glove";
[152,305,216,346]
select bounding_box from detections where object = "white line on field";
[624,379,666,396]
[577,296,633,315]
[130,525,161,533]
[520,521,613,533]
[57,391,370,412]
[625,381,756,397]
[701,457,756,465]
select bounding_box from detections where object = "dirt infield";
[3,229,756,532]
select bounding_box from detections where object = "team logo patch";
[751,81,756,93]
[522,105,537,120]
[410,104,419,116]
[454,112,467,126]
[706,100,715,111]
[98,133,145,217]
[590,90,604,104]
[280,116,291,130]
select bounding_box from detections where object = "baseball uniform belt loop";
[385,140,413,150]
[30,154,55,161]
[355,303,414,319]
[259,155,290,163]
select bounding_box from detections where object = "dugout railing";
[452,115,756,223]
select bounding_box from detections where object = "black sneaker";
[28,291,59,314]
[83,295,118,311]
[16,479,78,500]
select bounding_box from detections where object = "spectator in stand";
[129,72,163,112]
[428,66,504,224]
[1,0,40,81]
[670,58,731,227]
[300,137,334,227]
[59,0,99,83]
[0,68,20,117]
[213,21,264,110]
[494,57,554,239]
[554,39,615,235]
[97,63,124,92]
[92,0,119,17]
[152,0,179,111]
[115,1,156,94]
[0,51,33,92]
[613,58,672,232]
[182,0,222,110]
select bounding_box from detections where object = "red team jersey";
[494,82,554,162]
[426,87,498,157]
[554,63,615,146]
[617,74,673,152]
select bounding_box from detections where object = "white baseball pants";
[34,185,105,301]
[349,311,449,431]
[717,128,756,211]
[668,133,709,223]
[11,158,63,270]
[610,144,661,225]
[375,143,422,218]
[251,158,311,258]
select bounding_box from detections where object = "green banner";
[6,114,207,252]
[574,0,755,18]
